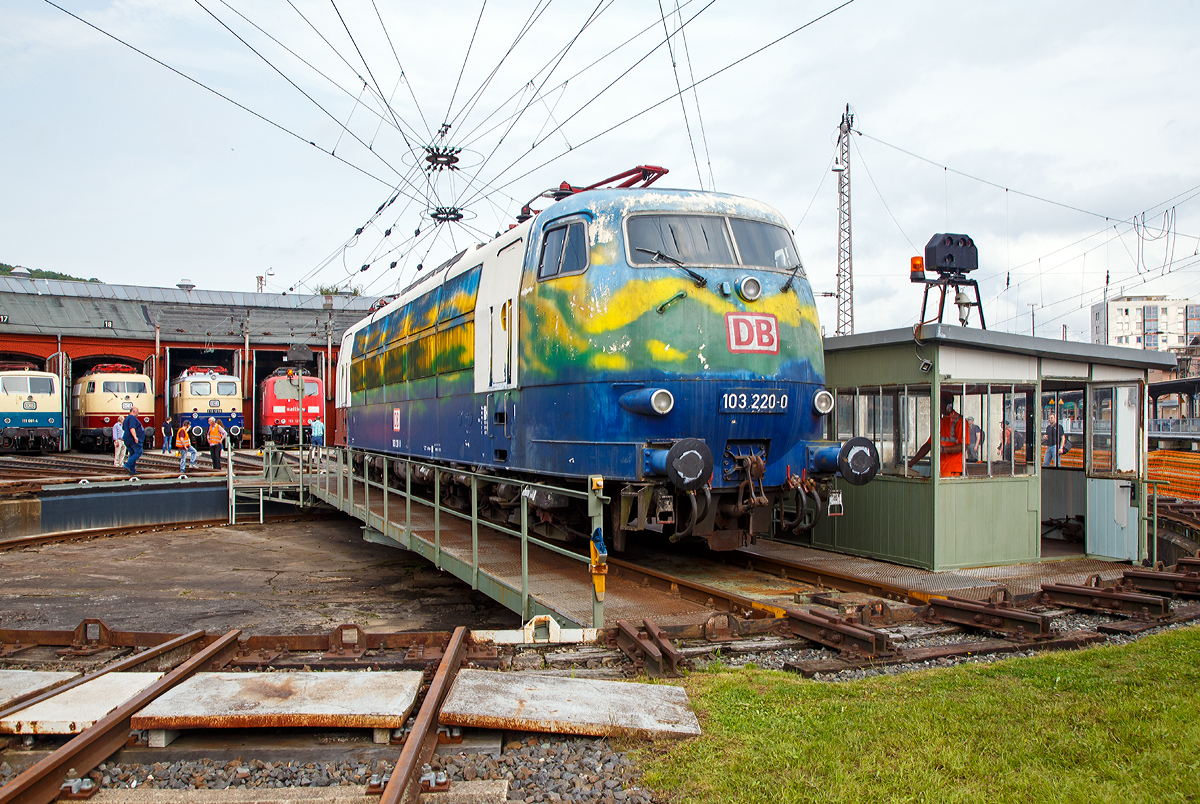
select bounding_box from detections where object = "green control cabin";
[811,325,1176,570]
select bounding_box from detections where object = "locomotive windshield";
[189,382,211,395]
[627,214,801,274]
[101,381,147,394]
[304,380,320,396]
[729,219,801,271]
[627,215,733,266]
[2,376,54,394]
[217,382,238,395]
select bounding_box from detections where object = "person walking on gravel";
[122,407,145,476]
[112,419,126,467]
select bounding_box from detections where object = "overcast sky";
[4,0,1200,340]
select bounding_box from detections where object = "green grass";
[633,626,1200,803]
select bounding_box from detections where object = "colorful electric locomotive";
[71,364,156,451]
[337,186,878,550]
[169,366,245,448]
[0,363,63,452]
[256,367,324,447]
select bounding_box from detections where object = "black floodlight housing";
[913,233,986,330]
[925,233,978,277]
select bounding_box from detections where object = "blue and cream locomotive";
[337,184,878,550]
[0,363,63,453]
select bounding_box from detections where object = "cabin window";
[189,382,211,395]
[126,381,147,394]
[627,214,734,266]
[729,218,801,272]
[539,222,589,280]
[217,382,239,396]
[102,381,121,393]
[1040,390,1085,470]
[29,377,54,395]
[304,380,320,397]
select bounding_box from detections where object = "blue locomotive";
[0,363,64,452]
[336,182,878,550]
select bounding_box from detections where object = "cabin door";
[474,237,524,462]
[1085,384,1142,560]
[45,351,70,451]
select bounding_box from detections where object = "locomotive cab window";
[189,382,211,395]
[304,380,320,397]
[627,214,734,266]
[729,218,802,273]
[538,221,588,280]
[102,381,121,393]
[218,382,238,396]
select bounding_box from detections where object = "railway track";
[0,450,267,491]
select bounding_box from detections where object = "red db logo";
[725,312,779,354]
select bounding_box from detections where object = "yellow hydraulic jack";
[588,475,610,626]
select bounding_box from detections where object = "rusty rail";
[1122,566,1200,597]
[779,605,895,657]
[0,629,240,804]
[1038,582,1170,619]
[924,596,1052,639]
[381,626,468,804]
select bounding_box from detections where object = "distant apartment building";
[1090,295,1200,353]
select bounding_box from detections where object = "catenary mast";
[835,104,854,336]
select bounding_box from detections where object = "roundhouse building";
[0,275,376,449]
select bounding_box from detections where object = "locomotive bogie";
[0,368,63,453]
[339,188,879,550]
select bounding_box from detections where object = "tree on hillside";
[1,263,100,283]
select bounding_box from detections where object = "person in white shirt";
[112,420,126,467]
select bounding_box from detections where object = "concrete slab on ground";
[0,669,78,708]
[440,668,700,739]
[131,671,424,731]
[0,672,163,734]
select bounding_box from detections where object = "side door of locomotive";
[474,235,525,462]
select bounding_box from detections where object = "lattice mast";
[835,104,854,336]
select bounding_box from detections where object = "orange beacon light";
[910,255,926,283]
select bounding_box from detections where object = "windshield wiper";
[781,260,806,293]
[635,247,707,288]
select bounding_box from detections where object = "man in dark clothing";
[123,406,145,476]
[1043,410,1066,467]
[965,416,983,462]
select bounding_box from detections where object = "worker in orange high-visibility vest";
[207,417,228,471]
[907,394,967,477]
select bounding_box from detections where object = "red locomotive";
[257,367,324,447]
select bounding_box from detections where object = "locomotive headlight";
[736,275,762,302]
[230,425,242,435]
[651,389,674,414]
[813,389,835,415]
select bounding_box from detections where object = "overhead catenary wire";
[659,0,704,190]
[457,0,859,209]
[42,0,401,192]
